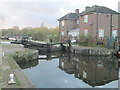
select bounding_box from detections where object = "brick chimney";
[86,6,91,10]
[75,9,79,14]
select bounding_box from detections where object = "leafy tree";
[2,26,20,37]
[1,25,59,43]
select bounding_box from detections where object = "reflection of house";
[59,55,119,87]
[59,56,77,74]
[75,57,119,87]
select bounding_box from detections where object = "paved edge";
[11,56,35,88]
[1,44,36,89]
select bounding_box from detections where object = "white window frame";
[61,30,64,36]
[77,20,79,24]
[84,29,88,36]
[112,30,117,38]
[61,20,64,26]
[84,15,88,23]
[68,31,79,37]
[99,29,104,38]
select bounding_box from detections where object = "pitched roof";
[58,13,79,21]
[80,5,120,15]
[58,5,120,21]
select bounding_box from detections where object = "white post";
[8,73,16,85]
[2,53,4,57]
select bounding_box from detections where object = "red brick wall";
[59,19,79,41]
[79,13,97,38]
[79,13,119,44]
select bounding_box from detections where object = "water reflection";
[19,60,39,69]
[19,52,119,88]
[39,51,62,60]
[59,53,119,87]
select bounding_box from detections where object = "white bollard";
[8,73,16,85]
[2,53,4,57]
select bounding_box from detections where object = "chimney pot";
[86,6,91,10]
[75,9,79,14]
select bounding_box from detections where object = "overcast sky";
[0,0,120,29]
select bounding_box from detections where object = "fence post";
[47,43,51,52]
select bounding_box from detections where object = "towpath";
[1,42,35,89]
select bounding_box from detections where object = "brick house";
[58,5,120,44]
[58,9,80,42]
[79,5,120,44]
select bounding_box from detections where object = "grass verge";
[4,48,37,87]
[5,55,21,87]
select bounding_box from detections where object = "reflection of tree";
[19,60,39,69]
[59,54,119,87]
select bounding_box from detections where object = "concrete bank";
[1,43,36,88]
[71,45,115,56]
[13,51,39,64]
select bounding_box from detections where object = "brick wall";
[79,13,119,44]
[59,19,79,41]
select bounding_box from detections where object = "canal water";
[19,52,120,88]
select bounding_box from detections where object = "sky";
[0,0,120,29]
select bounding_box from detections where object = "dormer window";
[61,20,64,26]
[84,15,88,23]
